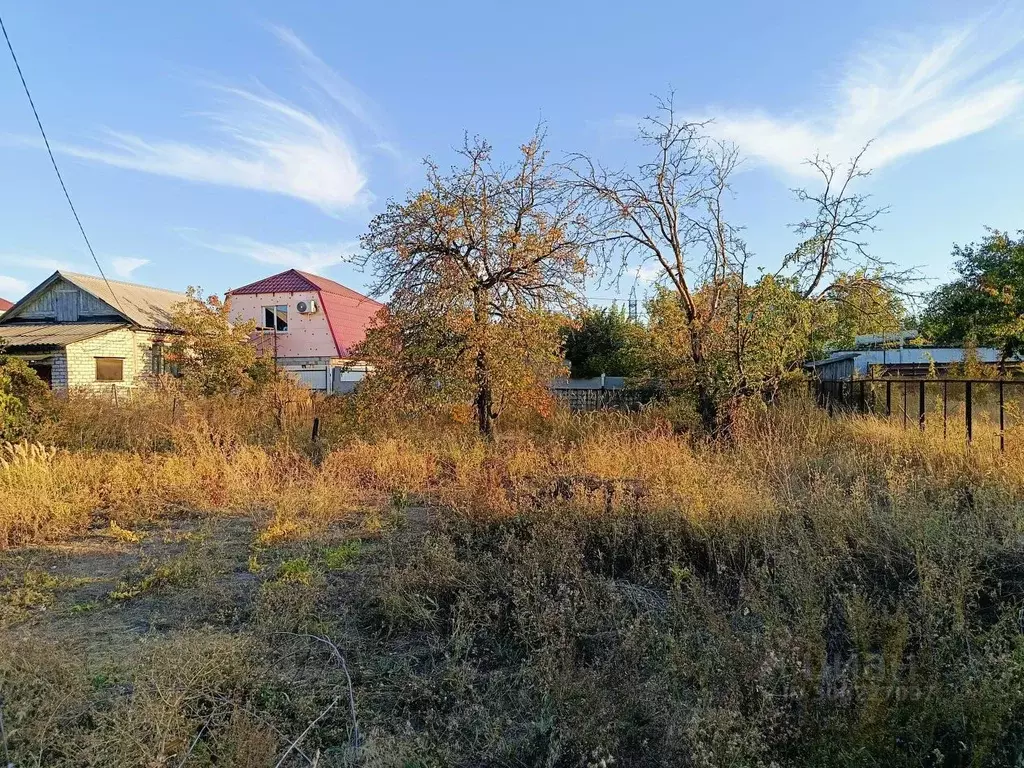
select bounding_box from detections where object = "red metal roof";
[228,269,383,357]
[0,298,12,311]
[229,270,320,295]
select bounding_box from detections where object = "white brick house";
[0,271,185,392]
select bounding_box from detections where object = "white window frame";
[262,304,289,333]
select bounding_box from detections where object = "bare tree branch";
[785,144,891,298]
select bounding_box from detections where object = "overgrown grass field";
[2,389,1024,766]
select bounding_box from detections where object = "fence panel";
[812,377,1024,451]
[550,387,652,412]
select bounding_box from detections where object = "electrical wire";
[0,12,126,315]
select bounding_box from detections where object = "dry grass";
[3,391,1024,764]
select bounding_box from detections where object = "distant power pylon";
[627,286,639,322]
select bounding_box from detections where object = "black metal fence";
[812,377,1024,450]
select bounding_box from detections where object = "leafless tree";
[784,146,893,299]
[568,94,897,434]
[567,94,749,431]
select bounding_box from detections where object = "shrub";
[0,352,51,440]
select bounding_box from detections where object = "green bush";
[0,352,51,440]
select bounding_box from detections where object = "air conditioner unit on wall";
[296,299,318,314]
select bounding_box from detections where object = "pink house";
[227,269,383,391]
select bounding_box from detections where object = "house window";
[151,344,164,375]
[262,305,288,332]
[95,357,124,382]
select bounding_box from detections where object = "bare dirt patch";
[0,515,260,657]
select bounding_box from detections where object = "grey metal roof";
[0,271,186,331]
[59,272,185,330]
[550,376,627,390]
[804,352,860,368]
[0,322,127,348]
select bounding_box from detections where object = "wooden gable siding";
[17,278,122,323]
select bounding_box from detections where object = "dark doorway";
[29,363,52,388]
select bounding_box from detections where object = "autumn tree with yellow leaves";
[356,134,588,435]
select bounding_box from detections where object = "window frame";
[95,357,125,382]
[151,343,164,376]
[262,304,289,333]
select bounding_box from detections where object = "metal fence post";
[1000,380,1005,452]
[859,380,866,413]
[918,380,925,431]
[942,381,947,439]
[966,380,973,445]
[886,380,891,418]
[902,381,908,430]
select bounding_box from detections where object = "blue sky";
[0,0,1021,308]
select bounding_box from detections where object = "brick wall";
[134,330,164,379]
[51,352,68,389]
[64,328,153,392]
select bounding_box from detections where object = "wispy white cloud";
[110,256,149,279]
[0,254,78,273]
[269,26,379,132]
[268,24,404,162]
[634,263,664,284]
[49,26,384,214]
[586,113,645,142]
[0,275,29,299]
[57,84,367,214]
[700,11,1024,176]
[184,232,358,273]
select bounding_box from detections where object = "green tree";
[0,349,51,440]
[168,288,276,396]
[819,271,907,352]
[562,306,645,378]
[356,133,588,436]
[643,276,832,410]
[920,229,1024,357]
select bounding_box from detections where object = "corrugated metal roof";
[228,269,383,357]
[229,269,320,295]
[551,377,627,390]
[804,352,860,368]
[0,322,128,348]
[320,288,383,356]
[229,269,379,303]
[59,272,185,330]
[299,271,378,302]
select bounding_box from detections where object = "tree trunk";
[690,332,720,436]
[474,346,494,437]
[472,288,495,437]
[694,376,720,436]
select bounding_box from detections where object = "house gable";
[0,271,186,330]
[229,289,341,358]
[4,275,125,324]
[228,269,383,358]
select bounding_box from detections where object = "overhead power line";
[0,12,125,313]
